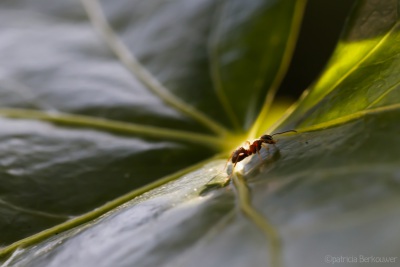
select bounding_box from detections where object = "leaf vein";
[0,155,224,260]
[297,103,400,132]
[0,199,70,220]
[80,0,229,136]
[0,108,224,149]
[233,173,283,267]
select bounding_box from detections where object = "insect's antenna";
[271,130,297,136]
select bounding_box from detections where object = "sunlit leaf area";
[1,0,399,266]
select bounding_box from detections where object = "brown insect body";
[229,130,296,169]
[230,138,268,166]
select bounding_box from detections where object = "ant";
[227,130,297,175]
[201,130,297,194]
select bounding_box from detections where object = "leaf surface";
[4,0,399,267]
[282,0,400,129]
[0,0,302,244]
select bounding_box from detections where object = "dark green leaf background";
[0,0,301,245]
[1,0,400,267]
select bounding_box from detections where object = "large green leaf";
[282,0,400,128]
[0,0,303,245]
[2,0,400,266]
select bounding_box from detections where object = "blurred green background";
[279,0,356,99]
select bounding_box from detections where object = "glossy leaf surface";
[2,0,400,267]
[0,0,302,244]
[283,0,400,128]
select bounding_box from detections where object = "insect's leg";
[256,146,263,163]
[261,143,270,156]
[227,158,239,181]
[224,151,235,171]
[272,142,278,150]
[205,152,234,186]
[263,143,279,156]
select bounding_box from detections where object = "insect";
[202,129,297,192]
[227,130,297,172]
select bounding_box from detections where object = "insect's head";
[260,130,297,144]
[260,134,275,144]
